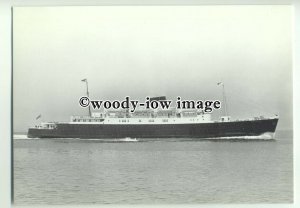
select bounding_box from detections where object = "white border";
[1,1,298,208]
[0,1,12,208]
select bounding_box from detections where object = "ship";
[27,80,279,140]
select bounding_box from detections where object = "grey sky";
[13,6,292,132]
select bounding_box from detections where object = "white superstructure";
[69,108,213,124]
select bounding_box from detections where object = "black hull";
[27,118,279,139]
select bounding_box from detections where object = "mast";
[218,82,228,116]
[81,78,92,117]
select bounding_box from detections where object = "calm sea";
[13,131,293,205]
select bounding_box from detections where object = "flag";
[217,82,223,85]
[81,79,87,82]
[36,114,41,120]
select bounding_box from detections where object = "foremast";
[81,78,92,117]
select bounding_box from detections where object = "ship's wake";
[70,137,139,142]
[206,132,275,140]
[118,137,139,142]
[13,134,35,140]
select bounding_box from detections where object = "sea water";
[13,130,293,204]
